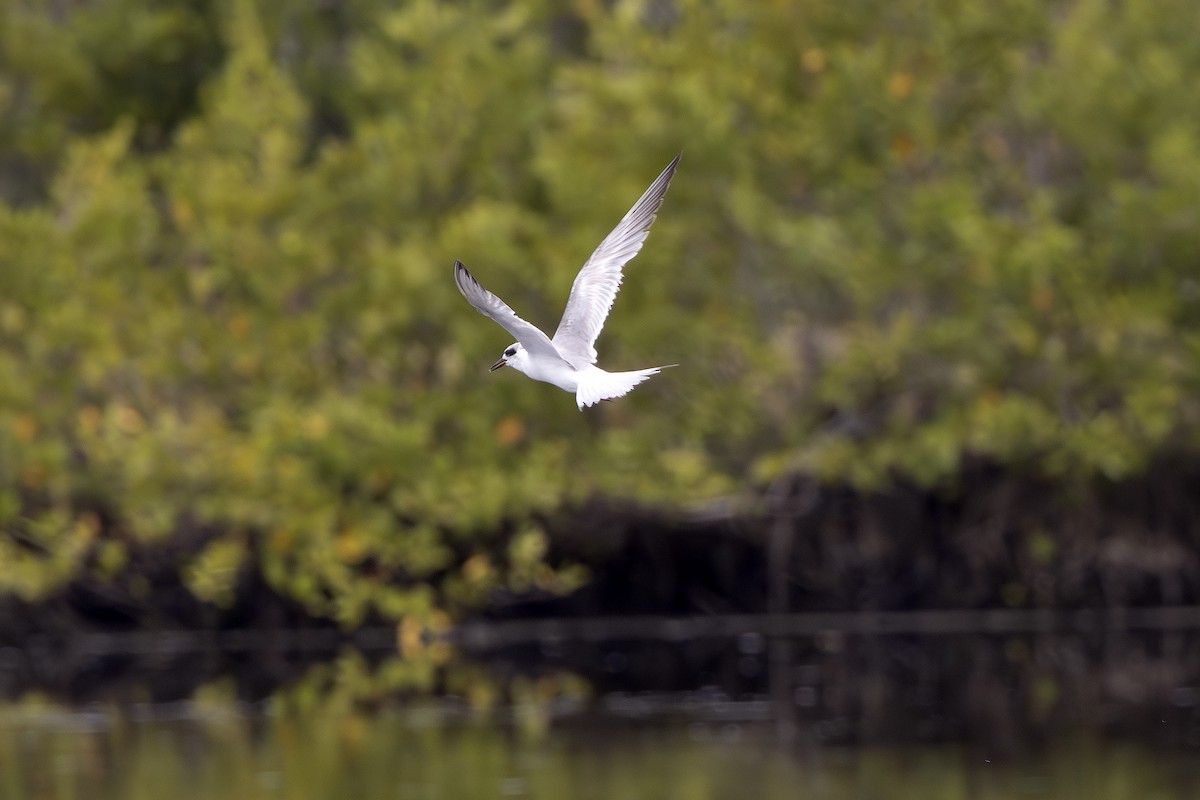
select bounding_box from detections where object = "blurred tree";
[1,0,1198,623]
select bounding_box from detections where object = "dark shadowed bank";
[534,454,1200,618]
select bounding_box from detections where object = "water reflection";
[2,700,1198,799]
[478,629,1200,750]
[0,629,1199,798]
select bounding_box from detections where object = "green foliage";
[2,0,1199,620]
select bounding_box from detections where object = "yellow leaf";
[890,134,917,163]
[462,554,493,584]
[494,415,526,446]
[20,465,46,489]
[303,413,329,440]
[11,414,37,443]
[270,528,294,554]
[227,313,250,338]
[114,405,145,435]
[801,48,826,73]
[335,530,365,563]
[887,71,914,99]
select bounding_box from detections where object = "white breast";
[519,357,582,393]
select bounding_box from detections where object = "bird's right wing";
[551,154,681,365]
[454,261,568,363]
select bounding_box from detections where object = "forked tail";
[576,365,676,410]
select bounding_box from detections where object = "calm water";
[2,628,1199,799]
[2,701,1197,799]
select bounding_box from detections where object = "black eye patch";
[505,348,516,357]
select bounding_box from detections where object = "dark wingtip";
[453,260,474,299]
[454,259,475,288]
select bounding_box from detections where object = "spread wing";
[551,153,681,365]
[454,260,568,363]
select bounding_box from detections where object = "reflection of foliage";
[0,662,1195,799]
[2,0,1200,620]
[267,647,591,746]
[0,649,599,798]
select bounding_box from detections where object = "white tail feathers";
[575,365,676,410]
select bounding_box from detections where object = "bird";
[454,154,680,410]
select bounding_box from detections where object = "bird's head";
[490,342,527,374]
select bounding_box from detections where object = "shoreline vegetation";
[4,455,1199,643]
[3,0,1200,654]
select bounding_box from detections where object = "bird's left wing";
[551,153,681,365]
[454,261,568,363]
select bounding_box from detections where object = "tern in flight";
[454,154,680,410]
